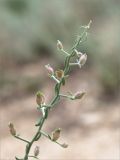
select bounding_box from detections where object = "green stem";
[14,136,30,144]
[59,94,72,99]
[23,118,45,160]
[15,21,91,160]
[28,155,39,159]
[40,131,51,139]
[69,62,78,66]
[51,75,60,83]
[22,65,69,160]
[71,20,92,51]
[61,49,70,56]
[40,130,63,147]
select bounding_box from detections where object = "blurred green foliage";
[0,0,120,100]
[99,53,120,99]
[4,0,27,14]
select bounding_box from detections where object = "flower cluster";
[9,21,91,160]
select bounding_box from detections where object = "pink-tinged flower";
[45,64,54,75]
[57,40,63,50]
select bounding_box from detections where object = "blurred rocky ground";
[0,60,120,160]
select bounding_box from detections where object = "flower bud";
[74,49,82,57]
[34,146,39,157]
[57,40,63,50]
[78,52,83,57]
[79,53,87,66]
[8,122,16,136]
[36,91,45,105]
[55,70,64,79]
[74,92,85,100]
[45,64,54,75]
[51,128,61,141]
[61,143,68,148]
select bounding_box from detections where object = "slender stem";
[23,64,68,159]
[71,20,92,51]
[50,94,60,107]
[15,21,91,160]
[59,94,72,99]
[50,81,62,107]
[40,131,51,139]
[61,49,70,56]
[28,155,39,159]
[14,135,30,144]
[51,75,60,83]
[40,130,63,147]
[23,118,45,160]
[69,62,78,66]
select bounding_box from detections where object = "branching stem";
[13,21,91,160]
[14,136,30,144]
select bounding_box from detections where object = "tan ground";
[0,62,120,160]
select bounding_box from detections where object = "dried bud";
[57,40,63,50]
[61,143,68,148]
[34,146,39,157]
[45,64,54,75]
[79,53,87,66]
[36,91,45,105]
[55,70,64,79]
[8,122,16,136]
[51,128,61,141]
[74,92,85,99]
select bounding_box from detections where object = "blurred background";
[0,0,120,159]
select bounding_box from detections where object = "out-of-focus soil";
[0,61,120,160]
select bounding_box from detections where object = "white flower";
[79,53,87,66]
